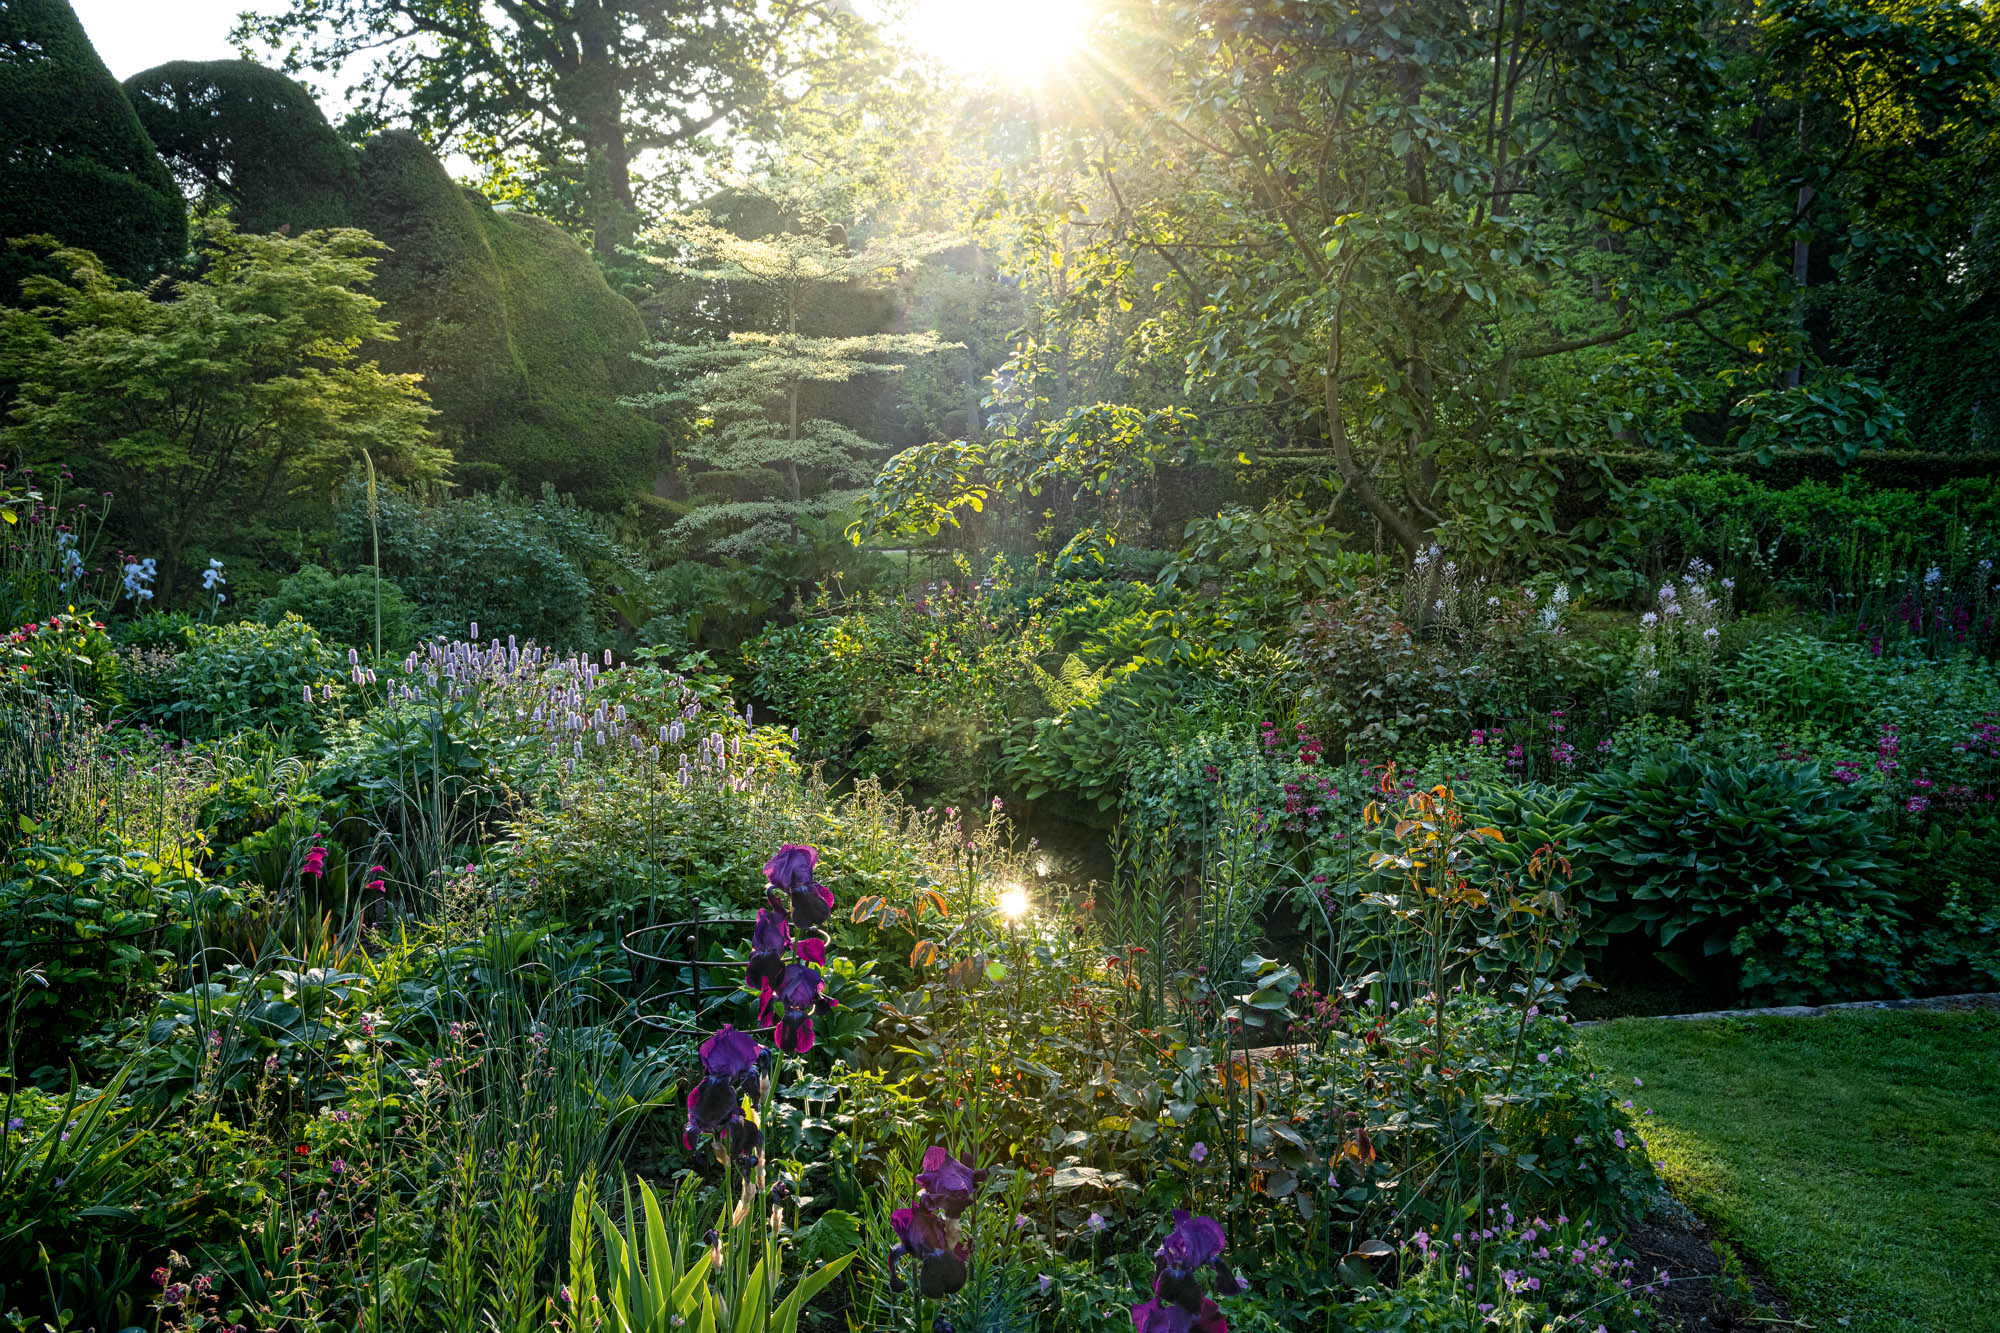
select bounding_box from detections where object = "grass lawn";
[1580,1007,2000,1333]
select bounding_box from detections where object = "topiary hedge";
[0,0,186,295]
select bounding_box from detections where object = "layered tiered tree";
[630,215,950,556]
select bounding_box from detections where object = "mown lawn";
[1580,1007,2000,1333]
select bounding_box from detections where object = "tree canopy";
[233,0,873,259]
[628,210,954,555]
[0,221,444,597]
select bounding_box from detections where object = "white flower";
[1720,577,1735,590]
[1924,566,1943,586]
[1432,599,1445,613]
[1657,583,1677,603]
[1551,583,1570,605]
[121,557,157,602]
[1703,626,1719,640]
[1644,668,1660,680]
[1487,596,1500,607]
[1639,611,1659,628]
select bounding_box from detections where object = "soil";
[1629,1204,1797,1333]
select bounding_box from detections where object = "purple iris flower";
[771,961,837,1054]
[1130,1294,1227,1333]
[746,908,791,991]
[889,1205,969,1298]
[1132,1211,1234,1333]
[682,1025,766,1152]
[700,1024,763,1080]
[1153,1211,1231,1312]
[915,1146,987,1218]
[787,879,836,930]
[763,844,818,891]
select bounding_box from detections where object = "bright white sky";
[72,0,284,80]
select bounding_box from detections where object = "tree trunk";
[574,5,634,260]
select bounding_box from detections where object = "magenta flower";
[302,843,327,878]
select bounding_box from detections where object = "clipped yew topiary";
[122,66,661,505]
[0,0,186,294]
[124,59,360,235]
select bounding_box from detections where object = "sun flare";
[914,0,1090,82]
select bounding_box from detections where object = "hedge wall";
[0,0,185,294]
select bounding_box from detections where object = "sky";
[72,0,286,80]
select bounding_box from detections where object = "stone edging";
[1573,991,2000,1028]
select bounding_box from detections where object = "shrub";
[2,609,119,707]
[1288,581,1472,759]
[1579,749,1897,998]
[0,839,247,1063]
[336,482,622,649]
[257,564,418,654]
[136,615,347,739]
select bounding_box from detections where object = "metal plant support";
[618,914,757,1036]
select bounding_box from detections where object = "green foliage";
[0,840,244,1052]
[136,616,348,740]
[120,67,667,504]
[258,564,417,655]
[1630,471,2000,601]
[1579,750,1896,998]
[235,0,864,257]
[0,0,186,294]
[2,610,118,709]
[0,221,445,598]
[336,483,603,648]
[742,579,1045,794]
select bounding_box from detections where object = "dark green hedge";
[0,0,185,294]
[125,59,359,234]
[122,65,661,505]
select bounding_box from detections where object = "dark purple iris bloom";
[700,1024,763,1080]
[772,962,836,1054]
[889,1206,968,1298]
[763,843,818,892]
[915,1146,987,1219]
[1152,1211,1231,1313]
[1130,1294,1226,1333]
[746,908,791,991]
[788,879,836,930]
[682,1025,766,1151]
